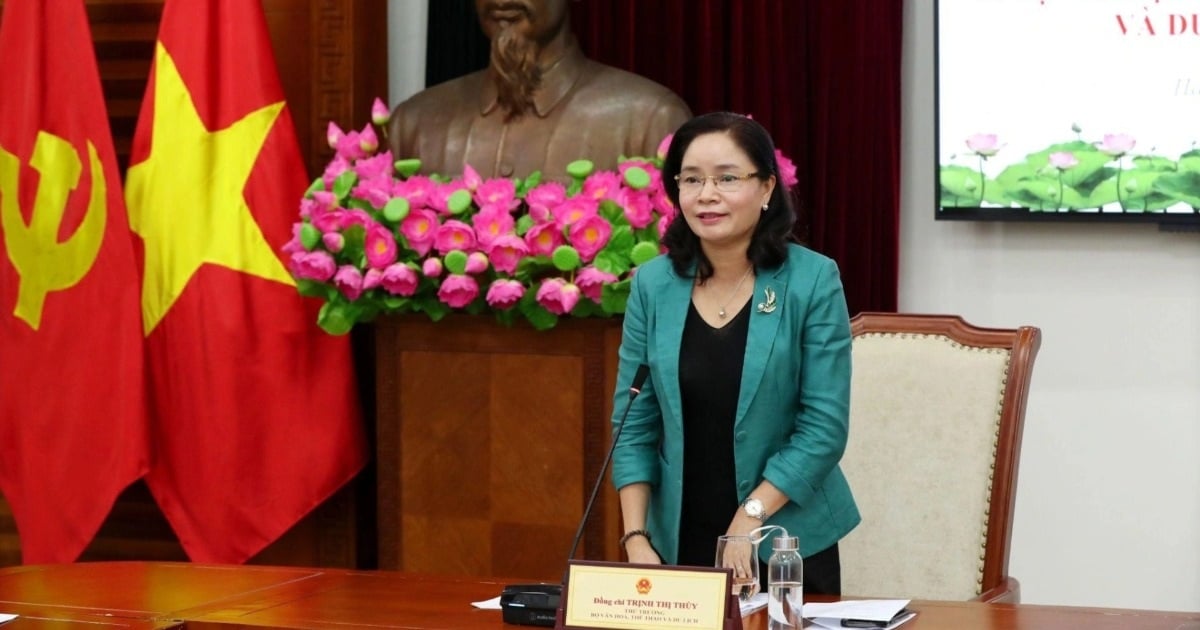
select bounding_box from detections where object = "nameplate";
[560,560,734,630]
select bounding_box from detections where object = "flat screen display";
[936,0,1200,224]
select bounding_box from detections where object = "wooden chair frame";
[848,312,1042,603]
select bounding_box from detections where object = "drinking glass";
[715,534,760,600]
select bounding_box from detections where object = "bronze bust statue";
[388,0,692,181]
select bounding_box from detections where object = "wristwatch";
[740,497,768,522]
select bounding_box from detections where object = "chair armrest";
[974,577,1020,604]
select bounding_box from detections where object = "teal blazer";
[611,244,860,564]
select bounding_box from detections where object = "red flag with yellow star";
[124,0,366,563]
[0,0,150,562]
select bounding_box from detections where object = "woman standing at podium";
[609,112,860,594]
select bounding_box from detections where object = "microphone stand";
[562,364,649,578]
[500,365,649,628]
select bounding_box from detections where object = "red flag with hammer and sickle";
[0,0,150,562]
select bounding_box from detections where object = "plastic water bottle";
[767,533,803,629]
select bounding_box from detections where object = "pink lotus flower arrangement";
[287,100,799,335]
[284,101,669,334]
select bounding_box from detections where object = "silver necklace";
[714,266,754,319]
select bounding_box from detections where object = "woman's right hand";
[623,536,662,565]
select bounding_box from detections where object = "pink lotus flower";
[290,251,337,281]
[582,171,623,203]
[430,182,469,215]
[775,149,798,187]
[371,97,391,126]
[365,223,398,268]
[311,209,348,232]
[321,154,352,189]
[322,231,344,253]
[380,263,419,296]
[656,133,673,160]
[437,274,479,308]
[472,206,516,248]
[354,151,393,180]
[300,190,337,219]
[526,182,567,220]
[334,130,367,161]
[282,223,306,255]
[333,265,364,300]
[524,221,564,256]
[1049,151,1078,169]
[965,133,1002,157]
[1098,133,1136,157]
[475,178,520,213]
[362,268,384,291]
[568,214,612,262]
[618,188,655,229]
[462,163,483,191]
[576,266,618,302]
[485,279,525,309]
[394,175,436,209]
[352,176,392,208]
[434,219,477,254]
[422,258,443,278]
[401,208,440,256]
[345,209,374,228]
[551,196,599,228]
[465,251,490,274]
[536,278,581,315]
[486,234,529,274]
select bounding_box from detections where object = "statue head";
[473,0,572,120]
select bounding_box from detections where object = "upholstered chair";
[838,313,1041,603]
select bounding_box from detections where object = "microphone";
[500,364,651,628]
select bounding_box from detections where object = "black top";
[675,297,751,567]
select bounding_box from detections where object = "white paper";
[0,614,17,625]
[471,595,502,610]
[802,599,909,622]
[739,593,768,617]
[810,611,916,630]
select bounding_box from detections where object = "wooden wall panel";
[375,316,624,580]
[0,0,387,568]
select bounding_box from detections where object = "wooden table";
[1,562,1197,630]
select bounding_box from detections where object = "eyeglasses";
[674,172,761,194]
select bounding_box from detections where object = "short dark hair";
[660,112,798,281]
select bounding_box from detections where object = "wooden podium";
[374,315,626,578]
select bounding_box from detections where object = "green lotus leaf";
[332,170,357,200]
[447,189,473,214]
[551,245,582,271]
[300,222,321,250]
[394,159,422,178]
[443,249,469,275]
[630,241,659,266]
[566,159,595,180]
[383,197,411,222]
[1153,171,1200,207]
[317,302,354,336]
[623,166,651,190]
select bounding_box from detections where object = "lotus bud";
[326,121,344,149]
[371,97,391,126]
[359,124,379,153]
